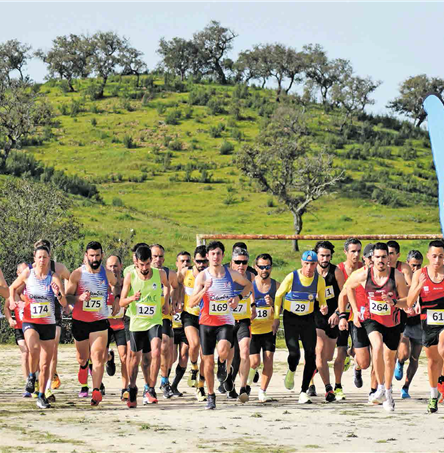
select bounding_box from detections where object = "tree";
[236,107,344,251]
[303,44,352,109]
[387,74,444,127]
[0,178,81,284]
[36,34,93,92]
[192,20,237,84]
[157,37,195,80]
[0,39,32,82]
[120,40,147,86]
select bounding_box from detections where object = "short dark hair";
[344,238,362,251]
[86,241,102,252]
[406,250,423,262]
[387,240,400,254]
[34,245,50,255]
[207,241,225,254]
[374,242,389,253]
[136,246,152,262]
[314,240,335,255]
[194,245,207,257]
[255,253,273,265]
[233,242,247,251]
[150,244,165,252]
[429,240,444,250]
[107,254,122,264]
[176,251,191,259]
[131,242,149,253]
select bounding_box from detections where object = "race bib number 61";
[427,309,444,326]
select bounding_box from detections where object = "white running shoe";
[298,391,312,404]
[383,394,395,412]
[369,388,385,405]
[258,389,268,403]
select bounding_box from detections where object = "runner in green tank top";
[120,246,170,408]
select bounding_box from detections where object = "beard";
[319,261,330,269]
[140,268,150,276]
[88,258,102,270]
[260,271,270,279]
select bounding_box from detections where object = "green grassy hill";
[10,76,441,279]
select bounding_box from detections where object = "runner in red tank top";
[346,242,408,412]
[408,240,444,413]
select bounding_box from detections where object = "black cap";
[363,243,374,258]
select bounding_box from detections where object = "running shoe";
[334,388,346,401]
[343,356,351,372]
[401,388,411,399]
[100,382,106,396]
[143,387,158,404]
[32,392,38,399]
[227,388,238,400]
[51,373,61,390]
[25,374,36,394]
[106,350,116,377]
[383,393,395,412]
[22,391,32,398]
[45,389,56,403]
[78,386,89,398]
[171,386,183,397]
[161,382,174,399]
[238,387,249,403]
[258,389,268,403]
[36,395,51,409]
[394,360,404,381]
[187,369,198,388]
[428,397,439,413]
[217,383,227,394]
[223,367,234,392]
[307,384,317,397]
[248,368,256,386]
[206,393,216,410]
[246,385,251,396]
[284,370,295,391]
[253,370,260,383]
[127,386,137,408]
[217,360,227,383]
[78,365,88,386]
[298,392,312,404]
[196,387,207,402]
[438,380,444,397]
[121,389,129,401]
[88,360,93,376]
[353,366,363,388]
[91,388,102,406]
[325,389,336,403]
[369,388,385,405]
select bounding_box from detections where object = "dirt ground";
[0,344,441,453]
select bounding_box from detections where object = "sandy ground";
[0,344,441,453]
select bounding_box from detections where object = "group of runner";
[1,237,444,413]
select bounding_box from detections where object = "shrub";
[157,103,167,115]
[165,109,181,125]
[112,197,124,206]
[70,99,82,117]
[188,88,210,106]
[209,123,225,138]
[90,118,97,127]
[220,141,234,155]
[169,139,183,151]
[123,135,136,149]
[207,96,225,115]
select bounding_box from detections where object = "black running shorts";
[362,319,401,351]
[107,327,127,348]
[129,324,162,353]
[72,319,109,342]
[199,324,234,356]
[162,318,174,338]
[250,331,276,354]
[22,322,56,341]
[173,327,189,346]
[182,311,200,330]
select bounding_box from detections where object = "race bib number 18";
[427,309,444,326]
[31,301,51,318]
[209,300,229,316]
[256,307,271,319]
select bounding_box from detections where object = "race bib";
[290,301,310,315]
[233,300,247,315]
[209,300,229,316]
[427,309,444,326]
[370,299,390,316]
[325,285,335,300]
[109,307,124,319]
[31,301,51,319]
[256,307,271,319]
[173,312,182,326]
[83,296,104,312]
[345,303,351,313]
[136,303,157,318]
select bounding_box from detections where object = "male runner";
[189,241,252,410]
[347,242,408,412]
[178,245,209,402]
[273,250,328,404]
[120,245,170,408]
[9,244,67,409]
[224,246,255,403]
[249,253,280,402]
[395,250,424,398]
[407,240,444,413]
[66,241,119,406]
[387,240,413,286]
[105,255,129,401]
[150,244,177,399]
[313,241,345,402]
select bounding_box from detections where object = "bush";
[112,197,124,206]
[86,83,103,100]
[165,109,182,125]
[184,106,193,119]
[168,138,183,151]
[90,118,97,127]
[231,128,244,142]
[156,103,167,115]
[220,141,234,155]
[233,84,249,100]
[209,123,225,138]
[207,96,225,115]
[123,135,136,149]
[188,88,210,106]
[70,99,83,117]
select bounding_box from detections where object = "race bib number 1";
[83,297,104,312]
[290,301,310,315]
[325,285,335,300]
[427,309,444,326]
[370,299,390,316]
[31,301,51,318]
[209,300,229,316]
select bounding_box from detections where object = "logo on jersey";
[424,286,429,292]
[152,283,157,290]
[308,294,314,301]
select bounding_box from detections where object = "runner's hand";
[204,278,212,292]
[8,318,17,328]
[414,302,421,315]
[250,304,257,321]
[320,305,328,315]
[381,293,395,306]
[51,282,60,296]
[133,290,141,302]
[338,318,348,331]
[111,305,120,316]
[79,291,91,302]
[328,312,339,327]
[264,295,273,306]
[228,297,239,309]
[272,318,280,335]
[353,317,362,328]
[9,298,16,310]
[162,303,170,315]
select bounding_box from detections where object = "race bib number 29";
[290,301,310,315]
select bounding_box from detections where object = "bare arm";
[189,272,208,308]
[407,270,425,308]
[106,270,120,315]
[65,269,88,307]
[160,269,170,315]
[51,273,67,308]
[401,262,413,287]
[0,268,8,299]
[120,273,138,308]
[346,268,367,327]
[9,268,30,310]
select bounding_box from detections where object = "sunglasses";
[195,259,208,264]
[180,259,191,262]
[257,265,271,270]
[233,260,248,265]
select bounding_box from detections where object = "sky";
[2,1,444,117]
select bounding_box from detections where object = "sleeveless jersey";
[232,270,252,321]
[161,267,172,321]
[396,261,403,272]
[73,265,109,322]
[363,267,399,327]
[338,261,363,280]
[419,267,444,327]
[283,270,319,316]
[107,292,125,331]
[127,268,162,332]
[14,305,24,330]
[323,264,341,316]
[251,279,277,335]
[183,269,200,317]
[200,268,235,326]
[23,269,56,325]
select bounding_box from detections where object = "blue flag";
[424,94,444,234]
